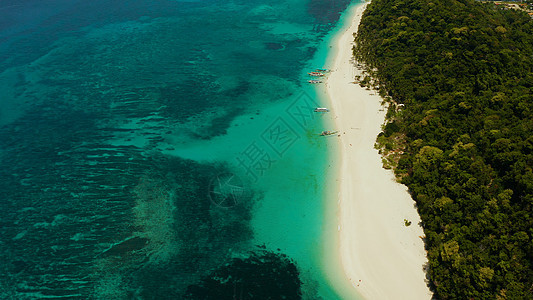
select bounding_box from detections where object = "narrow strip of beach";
[322,2,433,299]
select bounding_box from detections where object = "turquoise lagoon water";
[0,0,360,298]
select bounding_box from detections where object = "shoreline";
[321,1,433,299]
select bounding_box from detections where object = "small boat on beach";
[319,130,338,136]
[308,79,322,84]
[314,107,329,112]
[315,68,329,72]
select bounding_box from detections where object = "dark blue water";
[0,0,353,298]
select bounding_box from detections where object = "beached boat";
[319,130,338,136]
[308,79,322,84]
[315,68,329,72]
[314,107,329,112]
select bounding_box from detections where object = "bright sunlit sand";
[324,2,433,299]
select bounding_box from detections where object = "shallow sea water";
[0,0,357,298]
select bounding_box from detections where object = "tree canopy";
[355,0,533,298]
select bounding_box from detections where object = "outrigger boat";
[308,79,322,84]
[314,107,329,112]
[315,68,329,72]
[308,72,325,77]
[319,130,339,136]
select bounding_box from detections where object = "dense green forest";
[354,0,532,298]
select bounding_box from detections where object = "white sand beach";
[324,2,433,299]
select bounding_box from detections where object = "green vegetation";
[354,0,532,298]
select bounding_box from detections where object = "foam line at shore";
[321,2,434,299]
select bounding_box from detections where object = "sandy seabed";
[322,2,434,299]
